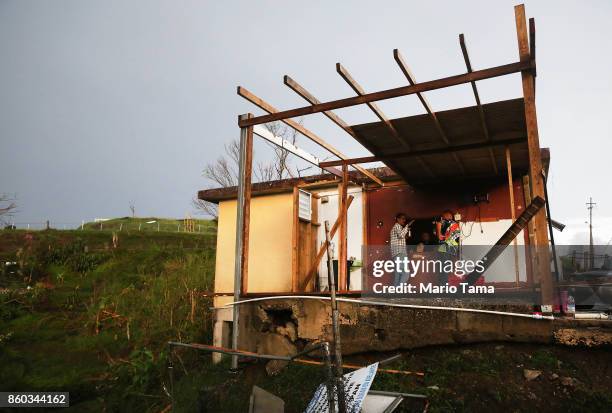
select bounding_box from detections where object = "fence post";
[119,223,123,232]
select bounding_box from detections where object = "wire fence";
[3,220,217,235]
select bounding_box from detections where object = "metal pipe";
[231,118,249,369]
[324,220,346,413]
[322,342,337,413]
[168,341,327,362]
[220,295,555,320]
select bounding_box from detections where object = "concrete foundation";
[213,299,612,361]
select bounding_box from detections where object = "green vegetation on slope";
[1,227,611,412]
[81,216,216,234]
[0,228,216,412]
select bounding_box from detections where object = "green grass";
[0,227,217,412]
[1,225,611,412]
[81,216,216,234]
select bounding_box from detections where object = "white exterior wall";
[316,186,363,291]
[460,220,528,283]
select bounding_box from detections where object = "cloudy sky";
[1,0,610,244]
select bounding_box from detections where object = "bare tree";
[0,194,17,226]
[193,121,302,218]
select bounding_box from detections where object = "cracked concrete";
[237,299,612,357]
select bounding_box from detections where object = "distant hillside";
[82,216,216,233]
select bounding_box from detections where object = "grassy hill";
[81,216,216,234]
[1,226,611,412]
[0,227,217,412]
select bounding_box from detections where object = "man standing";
[390,213,411,286]
[436,210,460,284]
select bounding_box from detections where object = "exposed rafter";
[238,60,533,128]
[237,86,383,186]
[393,48,465,174]
[459,34,498,174]
[284,75,357,138]
[284,75,406,179]
[318,136,526,167]
[335,63,436,177]
[252,125,341,177]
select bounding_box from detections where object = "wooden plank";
[506,146,520,286]
[291,186,299,292]
[522,175,536,285]
[458,35,498,174]
[529,18,537,78]
[238,60,533,127]
[299,196,354,291]
[284,75,356,137]
[393,49,465,174]
[336,63,436,177]
[337,63,404,145]
[237,87,383,186]
[338,164,349,291]
[252,124,341,176]
[466,196,546,285]
[319,136,526,167]
[240,115,254,295]
[515,4,552,305]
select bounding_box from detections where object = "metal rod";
[168,345,175,412]
[231,117,249,369]
[322,342,337,413]
[324,220,346,413]
[168,341,327,362]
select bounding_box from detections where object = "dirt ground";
[350,342,612,412]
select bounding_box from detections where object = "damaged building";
[197,4,612,363]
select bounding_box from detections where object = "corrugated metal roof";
[349,98,530,184]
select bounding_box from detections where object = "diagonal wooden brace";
[299,195,354,291]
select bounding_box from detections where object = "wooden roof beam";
[284,75,405,182]
[393,48,465,174]
[238,60,533,127]
[319,136,526,167]
[237,86,384,186]
[458,34,498,175]
[336,63,407,147]
[283,75,357,138]
[335,63,436,177]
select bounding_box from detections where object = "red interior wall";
[366,178,526,246]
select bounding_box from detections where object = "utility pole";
[587,197,596,270]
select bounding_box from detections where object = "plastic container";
[567,295,576,316]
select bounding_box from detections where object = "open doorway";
[407,218,436,245]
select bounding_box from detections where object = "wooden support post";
[231,113,253,369]
[515,4,553,306]
[338,164,349,291]
[505,147,520,286]
[522,175,536,286]
[291,186,300,291]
